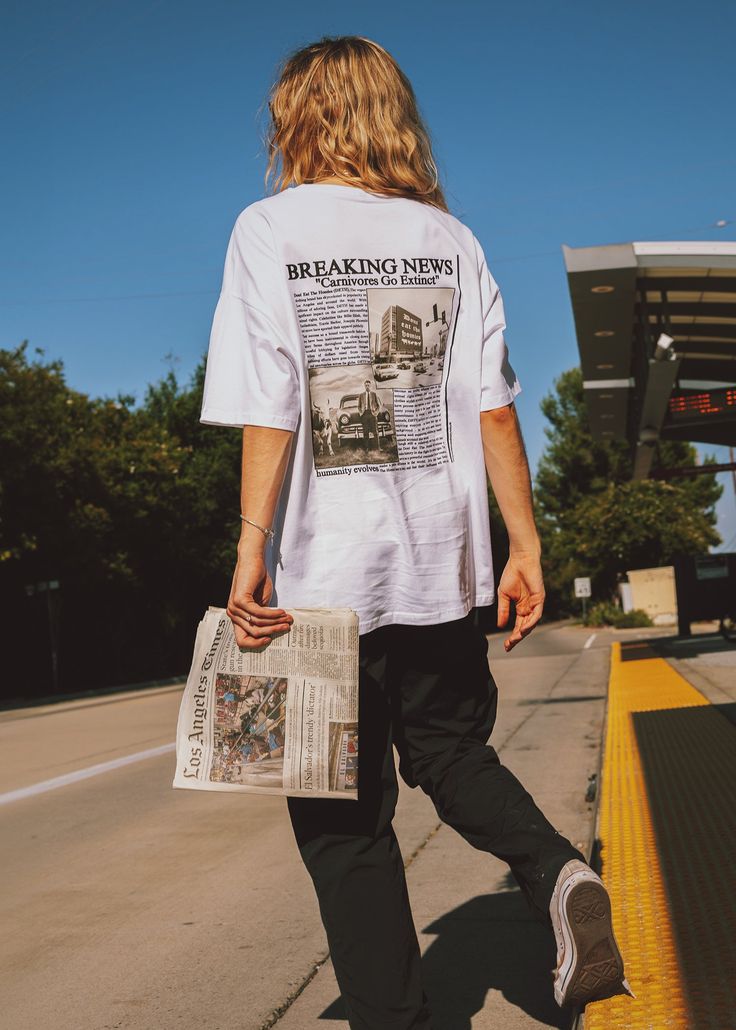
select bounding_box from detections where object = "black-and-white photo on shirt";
[308,363,399,469]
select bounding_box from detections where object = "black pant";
[287,611,584,1030]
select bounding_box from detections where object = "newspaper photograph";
[172,606,359,800]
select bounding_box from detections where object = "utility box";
[673,553,736,636]
[625,566,678,625]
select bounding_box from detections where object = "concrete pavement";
[1,620,697,1030]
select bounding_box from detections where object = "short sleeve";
[474,237,522,411]
[200,207,301,430]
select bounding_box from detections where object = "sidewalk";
[274,624,610,1030]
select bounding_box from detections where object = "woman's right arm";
[228,424,295,649]
[480,403,545,653]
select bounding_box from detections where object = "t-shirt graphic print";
[200,183,522,633]
[288,257,458,475]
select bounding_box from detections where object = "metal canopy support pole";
[633,353,681,478]
[633,289,681,479]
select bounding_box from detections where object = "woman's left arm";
[228,424,296,649]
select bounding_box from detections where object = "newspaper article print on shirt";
[172,606,360,800]
[289,255,459,475]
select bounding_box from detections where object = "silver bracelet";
[239,515,275,543]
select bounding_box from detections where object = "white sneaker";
[549,859,634,1007]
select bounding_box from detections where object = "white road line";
[0,742,175,807]
[583,633,597,650]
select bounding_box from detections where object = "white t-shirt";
[201,183,522,633]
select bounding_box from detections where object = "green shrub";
[584,602,653,628]
[584,601,619,627]
[612,609,653,628]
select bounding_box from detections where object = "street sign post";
[574,577,592,623]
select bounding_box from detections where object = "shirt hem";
[355,593,497,635]
[480,379,522,411]
[200,408,299,431]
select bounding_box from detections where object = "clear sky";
[2,0,735,549]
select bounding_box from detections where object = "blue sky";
[2,0,735,549]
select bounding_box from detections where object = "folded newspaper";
[172,606,359,800]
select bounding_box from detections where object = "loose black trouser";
[286,611,584,1030]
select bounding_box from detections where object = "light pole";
[25,579,61,692]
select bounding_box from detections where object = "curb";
[1,674,187,713]
[570,641,613,1030]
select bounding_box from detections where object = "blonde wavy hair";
[264,36,447,211]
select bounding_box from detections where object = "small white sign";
[574,577,592,599]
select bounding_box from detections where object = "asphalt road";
[0,620,642,1030]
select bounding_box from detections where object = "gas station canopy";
[562,241,736,478]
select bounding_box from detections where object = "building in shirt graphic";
[424,302,449,358]
[379,305,423,359]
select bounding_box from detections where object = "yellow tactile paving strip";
[586,643,735,1030]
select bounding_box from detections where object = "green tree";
[139,359,242,588]
[534,368,722,614]
[0,343,242,698]
[0,342,187,585]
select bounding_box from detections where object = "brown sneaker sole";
[561,880,628,1006]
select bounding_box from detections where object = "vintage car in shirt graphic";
[332,392,394,443]
[307,362,400,468]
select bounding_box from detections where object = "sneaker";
[549,859,634,1007]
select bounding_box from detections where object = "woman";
[200,35,630,1029]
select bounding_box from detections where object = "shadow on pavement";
[318,889,571,1029]
[712,700,736,727]
[632,702,736,1027]
[620,632,736,662]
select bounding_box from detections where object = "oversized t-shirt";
[200,183,522,634]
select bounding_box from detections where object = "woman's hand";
[497,551,545,652]
[227,551,293,650]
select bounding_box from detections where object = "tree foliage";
[534,368,722,614]
[0,343,241,700]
